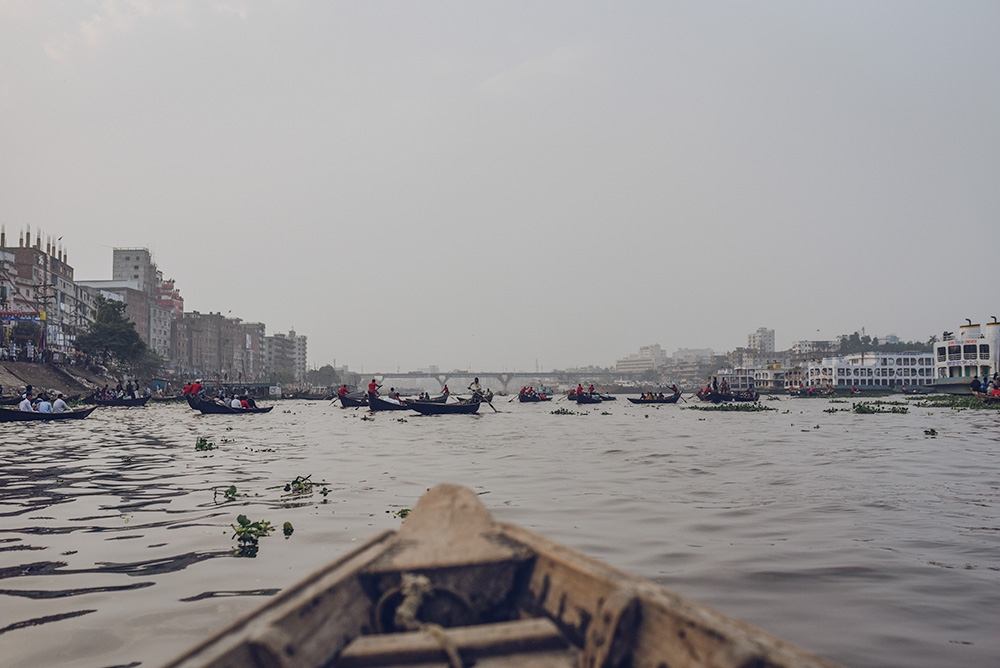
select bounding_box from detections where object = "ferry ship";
[932,318,1000,394]
[806,351,935,391]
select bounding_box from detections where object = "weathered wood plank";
[339,618,570,667]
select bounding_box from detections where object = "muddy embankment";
[0,362,107,399]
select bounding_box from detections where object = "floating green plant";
[232,514,273,557]
[852,402,908,414]
[685,403,776,412]
[550,408,583,415]
[195,437,216,451]
[214,485,238,503]
[387,508,410,519]
[924,428,938,437]
[282,521,294,537]
[913,395,1000,411]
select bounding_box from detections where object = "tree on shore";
[306,364,341,387]
[74,296,162,374]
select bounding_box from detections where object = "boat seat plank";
[340,649,579,668]
[338,618,570,667]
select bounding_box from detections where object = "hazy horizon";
[3,2,998,371]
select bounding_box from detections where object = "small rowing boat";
[408,398,481,415]
[191,398,273,415]
[162,484,841,668]
[368,392,410,412]
[339,393,369,408]
[627,392,681,404]
[574,392,603,404]
[0,406,98,422]
[518,393,553,402]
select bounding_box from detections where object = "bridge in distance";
[367,370,624,394]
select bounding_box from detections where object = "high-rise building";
[113,248,158,294]
[264,330,308,383]
[748,327,775,354]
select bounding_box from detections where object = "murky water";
[1,396,998,668]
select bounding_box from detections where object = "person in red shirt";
[182,382,192,396]
[190,380,203,396]
[588,384,595,395]
[338,385,349,398]
[368,378,381,395]
[576,383,584,397]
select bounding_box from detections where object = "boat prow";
[163,484,842,668]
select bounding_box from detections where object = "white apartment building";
[615,344,666,373]
[748,327,775,353]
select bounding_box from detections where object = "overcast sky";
[2,1,998,372]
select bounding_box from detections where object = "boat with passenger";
[0,405,97,422]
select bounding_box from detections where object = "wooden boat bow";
[163,484,842,668]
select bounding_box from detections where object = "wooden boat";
[368,392,410,412]
[731,390,760,403]
[518,393,553,402]
[627,392,681,404]
[408,398,481,415]
[424,391,450,404]
[192,399,273,415]
[696,389,732,403]
[162,484,842,668]
[93,395,151,407]
[974,391,1000,404]
[574,392,603,404]
[0,406,98,422]
[0,396,22,405]
[339,393,369,408]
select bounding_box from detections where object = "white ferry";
[806,351,935,391]
[932,318,1000,394]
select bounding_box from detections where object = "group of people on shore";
[15,385,70,413]
[95,380,146,401]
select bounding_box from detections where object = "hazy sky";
[2,1,998,372]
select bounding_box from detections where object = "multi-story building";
[79,248,185,363]
[171,312,267,382]
[1,226,94,357]
[113,248,158,294]
[155,272,184,319]
[615,344,665,373]
[748,327,775,354]
[264,330,308,383]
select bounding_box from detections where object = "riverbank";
[0,361,107,398]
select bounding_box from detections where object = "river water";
[1,396,998,668]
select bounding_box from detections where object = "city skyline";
[3,3,998,371]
